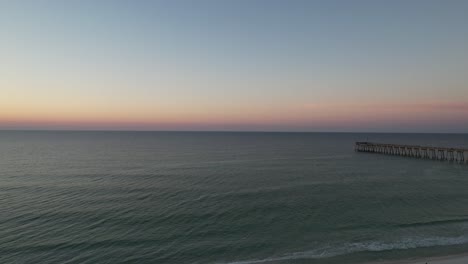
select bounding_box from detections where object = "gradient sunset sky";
[1,0,468,132]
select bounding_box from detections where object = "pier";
[355,142,468,163]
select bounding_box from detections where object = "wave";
[332,217,468,232]
[223,235,468,264]
[398,218,468,228]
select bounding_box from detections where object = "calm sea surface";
[1,131,468,264]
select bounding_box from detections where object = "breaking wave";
[225,235,468,264]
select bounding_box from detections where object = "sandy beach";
[373,254,468,264]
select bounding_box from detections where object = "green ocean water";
[1,131,467,264]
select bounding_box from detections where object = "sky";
[1,0,468,132]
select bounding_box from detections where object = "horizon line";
[0,129,467,135]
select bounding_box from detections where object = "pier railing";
[355,142,468,163]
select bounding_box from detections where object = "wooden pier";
[355,142,468,163]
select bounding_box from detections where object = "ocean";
[1,131,467,264]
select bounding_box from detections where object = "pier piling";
[355,142,468,164]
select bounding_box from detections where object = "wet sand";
[372,253,468,264]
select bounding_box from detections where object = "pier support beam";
[355,142,467,164]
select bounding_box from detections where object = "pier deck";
[355,142,468,163]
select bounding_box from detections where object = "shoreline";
[369,253,468,264]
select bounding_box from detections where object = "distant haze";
[1,0,468,132]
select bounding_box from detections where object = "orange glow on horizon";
[1,100,467,131]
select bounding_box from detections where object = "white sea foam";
[223,235,468,264]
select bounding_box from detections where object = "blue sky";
[1,0,468,132]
